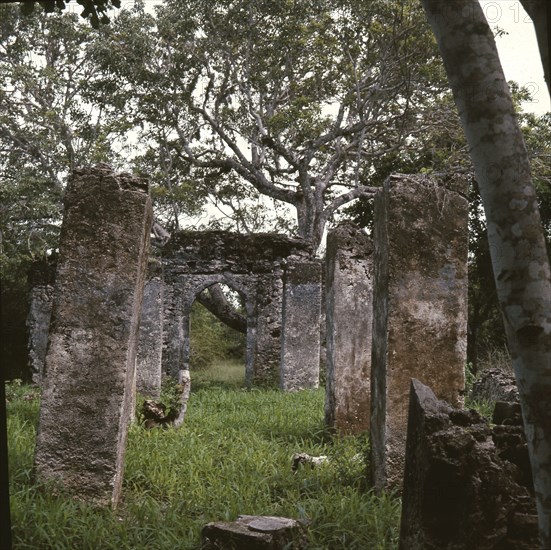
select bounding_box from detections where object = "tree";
[0,5,130,281]
[421,0,551,544]
[0,0,122,28]
[91,0,449,250]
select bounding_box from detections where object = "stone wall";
[281,260,322,391]
[161,231,312,386]
[325,223,373,434]
[26,255,57,384]
[34,165,152,506]
[370,173,468,492]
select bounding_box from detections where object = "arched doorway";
[189,283,247,388]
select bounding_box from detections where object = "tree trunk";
[196,286,247,334]
[421,0,551,545]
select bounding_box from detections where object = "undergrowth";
[7,367,401,549]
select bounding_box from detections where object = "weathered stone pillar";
[26,255,58,384]
[325,223,373,434]
[370,173,468,493]
[253,272,284,385]
[135,258,164,398]
[34,165,152,506]
[280,260,321,391]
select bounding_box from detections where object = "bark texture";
[421,0,551,544]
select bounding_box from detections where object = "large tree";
[422,0,551,544]
[91,0,448,249]
[0,5,129,280]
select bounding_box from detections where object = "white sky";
[479,0,550,114]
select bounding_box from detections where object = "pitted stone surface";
[281,260,322,391]
[325,222,373,434]
[26,255,57,384]
[33,165,152,506]
[136,258,164,398]
[370,173,468,493]
[201,515,307,549]
[399,379,538,550]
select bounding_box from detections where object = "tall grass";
[7,368,400,549]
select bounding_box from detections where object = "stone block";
[370,173,468,492]
[281,260,322,391]
[324,222,373,434]
[202,515,307,549]
[34,165,152,506]
[399,379,538,550]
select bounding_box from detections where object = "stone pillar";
[370,173,468,493]
[253,272,284,385]
[34,165,152,506]
[399,379,538,549]
[325,223,373,434]
[280,260,321,391]
[161,282,181,379]
[27,285,53,385]
[136,258,164,398]
[26,256,57,385]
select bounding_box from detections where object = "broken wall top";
[162,230,313,276]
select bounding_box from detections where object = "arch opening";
[188,282,249,389]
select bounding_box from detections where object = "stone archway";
[161,230,315,388]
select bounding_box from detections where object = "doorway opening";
[189,283,247,389]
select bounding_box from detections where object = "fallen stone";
[201,515,307,549]
[399,379,538,550]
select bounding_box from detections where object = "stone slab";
[33,165,152,506]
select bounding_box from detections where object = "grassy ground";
[7,363,401,549]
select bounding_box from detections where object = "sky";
[479,0,550,115]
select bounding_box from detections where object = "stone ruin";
[34,165,152,506]
[370,173,468,492]
[29,167,475,513]
[400,379,538,549]
[161,230,320,388]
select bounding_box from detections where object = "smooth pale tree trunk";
[421,0,551,545]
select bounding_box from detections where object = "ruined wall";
[26,255,57,385]
[400,379,538,549]
[34,165,152,506]
[135,258,164,398]
[162,231,312,386]
[370,173,468,492]
[325,223,373,434]
[281,260,322,391]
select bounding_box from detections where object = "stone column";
[280,260,321,391]
[34,165,152,507]
[324,223,373,434]
[26,256,58,385]
[253,272,284,386]
[370,173,468,493]
[136,258,164,398]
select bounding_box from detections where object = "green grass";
[7,370,401,549]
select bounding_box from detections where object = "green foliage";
[20,1,122,29]
[9,382,401,549]
[189,301,245,371]
[91,0,448,245]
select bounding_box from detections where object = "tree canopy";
[90,0,449,248]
